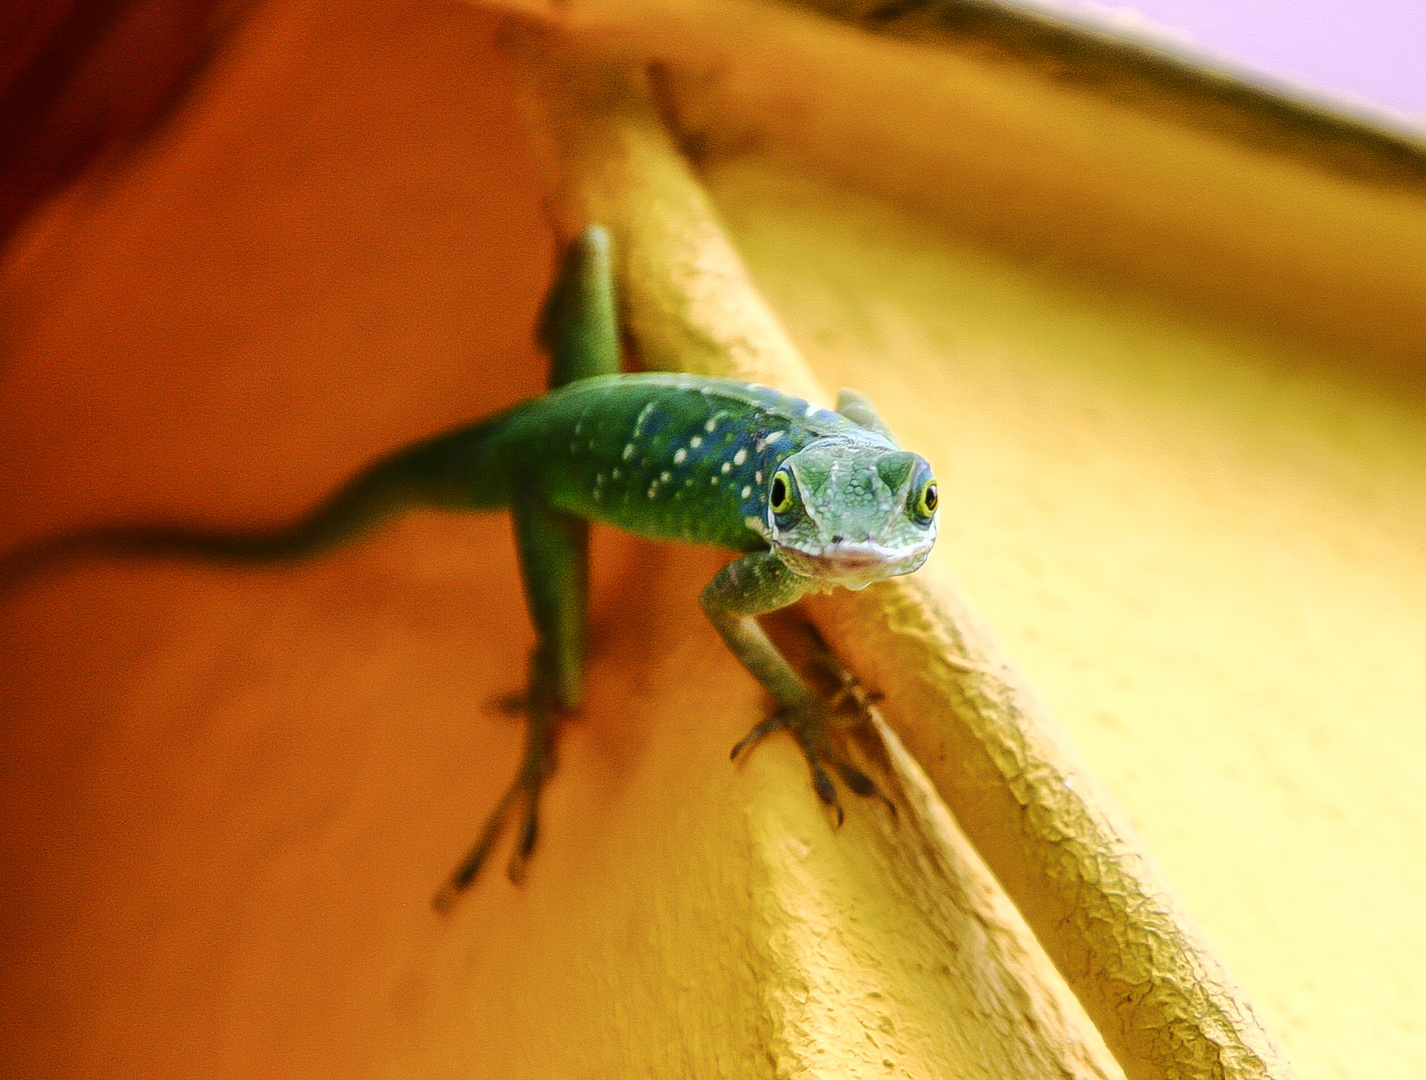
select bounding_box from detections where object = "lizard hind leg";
[434,223,615,910]
[433,487,588,911]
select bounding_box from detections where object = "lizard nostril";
[831,534,844,544]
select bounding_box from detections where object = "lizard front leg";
[700,550,887,825]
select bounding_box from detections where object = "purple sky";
[1063,0,1426,122]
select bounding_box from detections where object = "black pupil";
[924,484,938,511]
[772,476,788,506]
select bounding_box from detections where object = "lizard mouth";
[822,545,893,571]
[780,538,933,589]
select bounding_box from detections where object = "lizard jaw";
[777,538,933,590]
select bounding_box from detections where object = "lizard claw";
[729,697,893,827]
[830,757,896,818]
[807,752,844,826]
[432,781,523,914]
[487,690,529,718]
[810,641,884,722]
[434,677,563,913]
[730,715,783,761]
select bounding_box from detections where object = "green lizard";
[7,225,940,910]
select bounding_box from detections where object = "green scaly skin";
[4,226,941,911]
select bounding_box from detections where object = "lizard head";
[761,440,938,590]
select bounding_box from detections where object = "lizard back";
[483,373,876,551]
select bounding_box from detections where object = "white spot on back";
[690,436,703,449]
[721,462,731,474]
[755,470,763,483]
[704,418,717,433]
[660,471,671,482]
[733,448,747,466]
[622,443,635,461]
[673,448,687,464]
[741,485,752,498]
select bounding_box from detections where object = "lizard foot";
[432,698,562,913]
[730,698,895,828]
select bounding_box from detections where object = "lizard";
[3,225,940,911]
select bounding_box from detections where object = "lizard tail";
[49,464,413,563]
[1,414,517,593]
[0,454,439,592]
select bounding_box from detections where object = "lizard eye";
[769,468,796,515]
[911,477,938,524]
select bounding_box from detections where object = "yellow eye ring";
[770,469,795,514]
[914,479,939,521]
